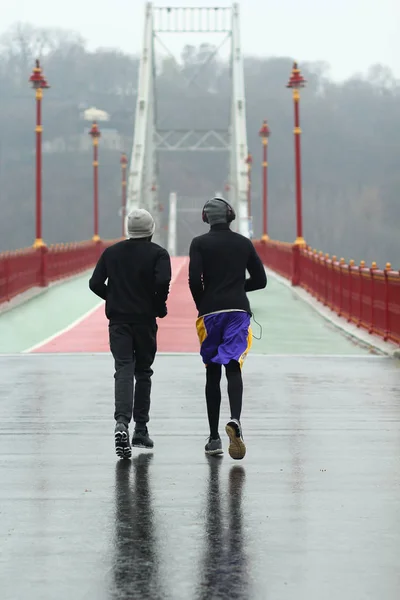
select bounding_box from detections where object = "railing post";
[347,259,354,322]
[357,260,365,328]
[317,251,323,301]
[338,258,345,317]
[291,243,300,286]
[38,245,48,288]
[369,262,377,334]
[309,248,315,296]
[323,254,329,306]
[315,249,320,297]
[383,263,390,341]
[330,256,336,310]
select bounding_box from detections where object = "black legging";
[205,360,243,439]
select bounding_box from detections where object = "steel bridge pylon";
[127,3,250,238]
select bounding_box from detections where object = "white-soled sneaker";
[115,422,132,459]
[225,418,246,460]
[205,436,224,455]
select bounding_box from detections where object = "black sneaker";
[225,418,246,460]
[205,436,223,456]
[114,422,132,459]
[132,426,154,449]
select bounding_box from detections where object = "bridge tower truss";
[127,3,250,237]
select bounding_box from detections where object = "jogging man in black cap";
[89,208,171,459]
[189,197,267,460]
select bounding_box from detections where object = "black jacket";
[188,224,267,317]
[89,239,171,323]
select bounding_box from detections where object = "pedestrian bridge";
[1,3,400,597]
[1,257,399,600]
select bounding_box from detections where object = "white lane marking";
[23,256,189,354]
[22,300,104,353]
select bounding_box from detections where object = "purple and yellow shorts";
[196,310,252,368]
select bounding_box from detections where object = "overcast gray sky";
[1,0,399,81]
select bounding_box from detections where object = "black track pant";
[109,321,157,427]
[205,361,243,439]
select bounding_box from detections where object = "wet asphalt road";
[1,353,400,599]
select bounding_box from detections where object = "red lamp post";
[120,153,128,237]
[29,59,50,249]
[258,120,270,241]
[287,62,306,246]
[89,121,101,242]
[245,153,253,219]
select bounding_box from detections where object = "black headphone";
[202,197,236,224]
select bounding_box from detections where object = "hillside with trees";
[0,23,399,267]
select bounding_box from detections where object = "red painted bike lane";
[32,257,199,354]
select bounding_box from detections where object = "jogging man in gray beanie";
[89,208,171,458]
[189,197,267,460]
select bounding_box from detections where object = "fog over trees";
[0,23,399,267]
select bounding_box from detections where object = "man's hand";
[157,304,168,319]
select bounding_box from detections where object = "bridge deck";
[0,258,371,355]
[2,258,397,598]
[1,352,399,599]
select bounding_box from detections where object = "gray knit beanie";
[127,208,155,239]
[204,197,230,226]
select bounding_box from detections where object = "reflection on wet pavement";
[0,354,400,599]
[195,459,249,599]
[112,454,167,600]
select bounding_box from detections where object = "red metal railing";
[254,240,400,346]
[46,241,106,283]
[0,240,117,306]
[0,249,40,303]
[255,239,293,279]
[2,236,399,347]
